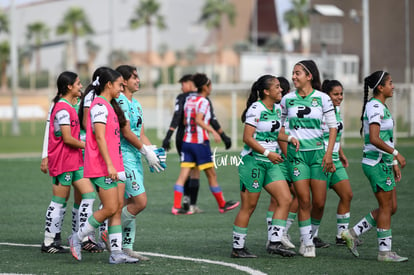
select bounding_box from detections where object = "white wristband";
[263,149,270,157]
[392,160,398,165]
[287,136,293,143]
[392,149,398,156]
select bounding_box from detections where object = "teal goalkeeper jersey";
[323,106,343,161]
[241,100,283,162]
[362,98,394,166]
[116,93,144,155]
[281,89,334,151]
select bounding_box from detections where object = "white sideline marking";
[0,242,267,275]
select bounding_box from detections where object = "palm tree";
[26,21,49,75]
[0,41,10,93]
[130,0,166,88]
[199,0,236,64]
[0,10,8,33]
[56,7,94,71]
[283,0,310,52]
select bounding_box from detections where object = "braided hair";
[359,70,389,136]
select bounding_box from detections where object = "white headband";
[373,71,385,90]
[92,76,100,87]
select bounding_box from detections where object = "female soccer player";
[266,76,298,250]
[171,73,239,215]
[69,68,138,264]
[115,65,163,261]
[280,60,337,257]
[322,80,354,245]
[341,71,407,262]
[231,75,298,258]
[42,71,96,254]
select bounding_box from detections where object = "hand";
[340,154,349,168]
[322,153,336,173]
[107,164,118,181]
[393,165,402,182]
[289,137,300,152]
[396,153,406,169]
[40,157,48,174]
[220,132,231,150]
[140,144,162,166]
[267,151,283,164]
[162,137,171,151]
[212,131,221,143]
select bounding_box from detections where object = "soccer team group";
[40,60,408,264]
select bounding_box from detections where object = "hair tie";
[373,71,385,90]
[92,76,100,87]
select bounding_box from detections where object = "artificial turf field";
[0,145,413,274]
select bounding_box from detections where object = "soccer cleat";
[124,248,150,261]
[82,235,104,253]
[219,201,240,213]
[377,251,408,262]
[171,207,189,215]
[182,196,190,211]
[267,241,296,257]
[231,247,257,258]
[313,236,330,248]
[189,205,204,214]
[41,241,68,254]
[336,237,346,246]
[299,242,316,258]
[68,233,82,261]
[341,229,359,257]
[99,230,111,252]
[109,250,139,264]
[281,234,295,249]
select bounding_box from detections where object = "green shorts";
[362,162,395,192]
[287,146,328,182]
[280,154,292,184]
[53,167,84,186]
[328,159,349,188]
[238,154,286,193]
[90,176,123,191]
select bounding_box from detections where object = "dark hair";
[241,74,277,123]
[178,74,193,83]
[78,66,111,130]
[277,76,290,97]
[192,73,210,93]
[321,79,343,95]
[95,68,127,129]
[359,70,390,136]
[296,60,321,91]
[51,71,78,114]
[115,65,137,81]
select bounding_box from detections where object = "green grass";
[0,147,413,274]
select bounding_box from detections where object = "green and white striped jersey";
[362,98,394,166]
[323,106,343,161]
[281,90,334,151]
[241,100,282,162]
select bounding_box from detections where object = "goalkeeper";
[115,65,166,261]
[162,74,231,214]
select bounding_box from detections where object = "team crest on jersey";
[386,177,392,186]
[252,180,259,189]
[311,98,319,107]
[293,167,301,177]
[64,173,71,181]
[132,181,140,191]
[137,106,143,116]
[276,109,281,117]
